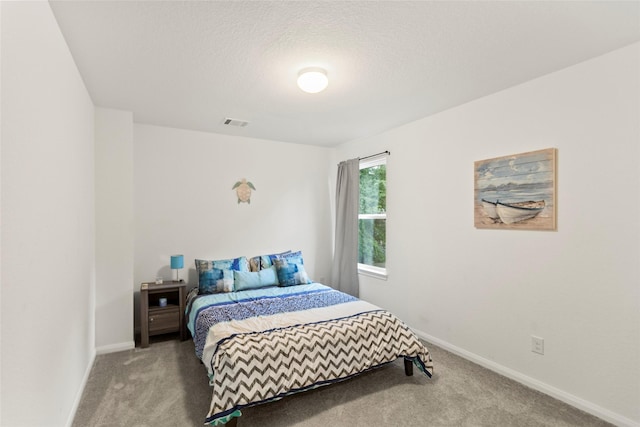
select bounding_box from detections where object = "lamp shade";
[170,255,184,269]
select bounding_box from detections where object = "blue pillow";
[279,250,304,265]
[274,258,312,287]
[234,266,279,291]
[249,250,291,272]
[198,268,234,294]
[195,256,249,293]
[195,256,249,273]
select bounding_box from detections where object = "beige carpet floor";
[72,336,612,427]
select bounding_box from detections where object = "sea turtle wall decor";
[232,178,256,204]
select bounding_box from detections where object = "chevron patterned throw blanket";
[188,284,433,425]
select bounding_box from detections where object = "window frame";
[358,155,388,280]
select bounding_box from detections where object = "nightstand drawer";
[148,307,179,335]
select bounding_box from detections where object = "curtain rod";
[359,150,390,161]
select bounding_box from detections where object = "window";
[358,155,387,278]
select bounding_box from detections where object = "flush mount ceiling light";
[297,67,328,93]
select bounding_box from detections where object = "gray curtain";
[332,158,360,297]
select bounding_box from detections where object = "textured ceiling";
[49,1,640,147]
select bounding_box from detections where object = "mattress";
[187,283,433,425]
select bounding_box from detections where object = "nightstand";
[140,281,187,348]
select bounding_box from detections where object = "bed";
[187,252,434,426]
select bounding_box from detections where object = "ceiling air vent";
[223,118,249,127]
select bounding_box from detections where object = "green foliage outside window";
[359,164,386,268]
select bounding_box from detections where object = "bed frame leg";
[404,358,413,376]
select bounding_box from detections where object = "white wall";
[1,2,96,426]
[334,43,640,426]
[133,124,333,330]
[95,107,134,353]
[0,2,4,423]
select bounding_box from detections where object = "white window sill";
[358,265,388,280]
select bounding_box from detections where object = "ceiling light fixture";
[297,67,328,93]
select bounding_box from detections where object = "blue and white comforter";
[187,283,433,425]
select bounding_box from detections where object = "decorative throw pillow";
[234,266,279,291]
[196,256,250,272]
[198,268,234,294]
[248,256,261,272]
[195,256,249,293]
[249,250,292,272]
[274,258,312,287]
[279,250,304,266]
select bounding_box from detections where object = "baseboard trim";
[65,341,134,426]
[412,328,639,427]
[96,340,135,355]
[65,347,96,427]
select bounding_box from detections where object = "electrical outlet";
[531,336,544,355]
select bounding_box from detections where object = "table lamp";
[171,254,184,282]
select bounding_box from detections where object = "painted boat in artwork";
[495,200,546,224]
[481,199,500,220]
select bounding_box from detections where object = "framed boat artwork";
[474,148,557,230]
